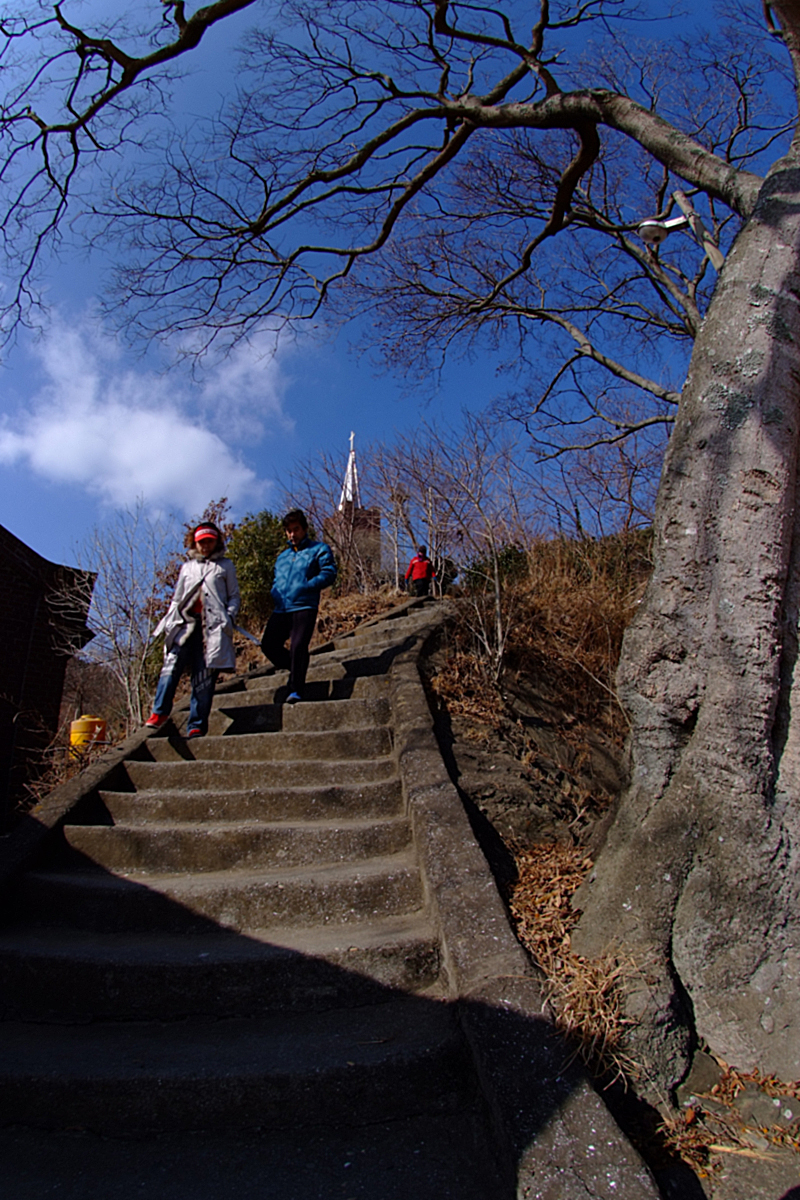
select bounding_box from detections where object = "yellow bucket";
[69,714,107,756]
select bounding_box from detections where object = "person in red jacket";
[405,545,435,597]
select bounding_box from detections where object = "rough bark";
[573,5,800,1092]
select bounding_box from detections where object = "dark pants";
[152,625,218,734]
[261,608,318,694]
[412,578,431,597]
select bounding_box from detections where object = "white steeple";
[338,431,362,510]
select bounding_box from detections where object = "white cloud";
[0,316,291,515]
[196,329,297,444]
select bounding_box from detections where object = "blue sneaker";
[286,692,302,704]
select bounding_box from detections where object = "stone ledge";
[388,604,660,1199]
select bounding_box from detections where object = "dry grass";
[313,586,403,642]
[427,532,652,748]
[508,531,651,738]
[426,645,505,729]
[505,841,639,1083]
[656,1105,741,1181]
[17,735,110,813]
[423,537,652,1078]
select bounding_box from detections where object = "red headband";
[194,526,219,542]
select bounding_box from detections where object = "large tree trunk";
[572,130,800,1091]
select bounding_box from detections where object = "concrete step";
[330,633,414,654]
[244,656,384,683]
[236,673,390,704]
[0,1108,507,1200]
[0,997,474,1134]
[206,695,391,734]
[0,601,511,1187]
[15,851,424,933]
[98,778,404,823]
[0,913,443,1020]
[62,814,412,873]
[122,755,397,792]
[333,622,431,651]
[144,727,393,764]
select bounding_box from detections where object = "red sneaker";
[186,728,205,739]
[145,713,169,730]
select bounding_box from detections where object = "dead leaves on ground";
[660,1065,800,1177]
[505,842,800,1183]
[427,647,504,728]
[505,841,638,1083]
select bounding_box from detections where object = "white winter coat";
[154,550,241,671]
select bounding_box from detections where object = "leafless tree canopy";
[66,503,178,732]
[0,4,788,337]
[2,2,791,465]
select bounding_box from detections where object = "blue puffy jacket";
[271,538,337,612]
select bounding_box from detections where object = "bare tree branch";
[1,1,784,346]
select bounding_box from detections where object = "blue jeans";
[153,625,218,734]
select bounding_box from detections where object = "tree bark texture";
[573,128,800,1088]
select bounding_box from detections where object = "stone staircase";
[0,599,660,1199]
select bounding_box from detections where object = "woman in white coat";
[145,522,240,738]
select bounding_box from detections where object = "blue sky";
[0,1,512,564]
[0,2,774,564]
[1,299,493,562]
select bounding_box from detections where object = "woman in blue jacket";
[260,509,337,702]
